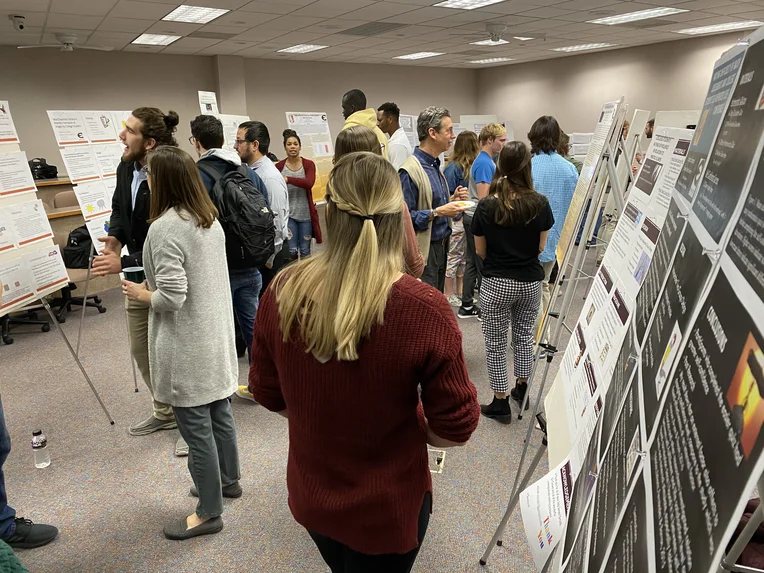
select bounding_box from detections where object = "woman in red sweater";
[276,129,323,259]
[250,151,479,573]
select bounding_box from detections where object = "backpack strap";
[197,160,226,182]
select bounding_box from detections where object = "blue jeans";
[0,398,16,539]
[575,200,604,245]
[287,218,312,259]
[229,268,262,363]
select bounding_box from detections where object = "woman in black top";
[472,141,554,422]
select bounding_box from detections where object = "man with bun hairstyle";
[93,107,188,456]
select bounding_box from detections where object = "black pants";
[259,241,290,297]
[421,237,449,293]
[462,218,483,307]
[308,492,432,573]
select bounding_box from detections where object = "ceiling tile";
[341,2,419,20]
[41,30,92,43]
[232,25,289,41]
[240,0,313,11]
[50,0,119,16]
[205,10,278,27]
[86,30,139,48]
[299,0,376,18]
[107,0,175,20]
[338,36,397,47]
[264,15,327,30]
[733,8,764,18]
[552,0,623,10]
[382,6,459,25]
[0,0,50,12]
[44,13,104,30]
[0,10,47,26]
[302,32,360,44]
[97,17,152,33]
[234,45,277,56]
[196,39,255,53]
[0,27,43,45]
[268,30,328,43]
[183,0,251,7]
[143,21,202,35]
[517,6,575,18]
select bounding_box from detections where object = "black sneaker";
[480,396,512,424]
[4,518,58,549]
[510,382,530,411]
[458,305,481,321]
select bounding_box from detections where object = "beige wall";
[478,32,743,140]
[0,47,217,167]
[243,58,479,149]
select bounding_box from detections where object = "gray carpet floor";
[0,253,594,573]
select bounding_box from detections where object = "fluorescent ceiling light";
[434,0,505,10]
[675,20,762,35]
[277,44,328,53]
[132,34,181,46]
[469,57,514,64]
[513,36,534,41]
[588,7,687,25]
[395,51,444,59]
[162,5,229,24]
[552,42,616,52]
[470,38,509,46]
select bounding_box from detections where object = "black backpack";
[197,162,275,268]
[28,158,58,180]
[62,225,92,269]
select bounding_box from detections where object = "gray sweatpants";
[174,397,240,519]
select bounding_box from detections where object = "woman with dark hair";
[334,125,424,278]
[121,146,240,540]
[444,130,479,306]
[276,129,322,259]
[472,141,554,422]
[250,151,479,572]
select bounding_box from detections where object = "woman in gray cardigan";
[122,146,240,541]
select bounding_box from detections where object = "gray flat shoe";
[189,482,242,499]
[128,416,177,436]
[163,516,223,540]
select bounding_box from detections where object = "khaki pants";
[125,298,173,421]
[534,260,556,343]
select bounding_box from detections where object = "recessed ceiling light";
[588,7,688,25]
[675,20,762,35]
[132,34,181,46]
[277,44,328,53]
[552,42,616,52]
[469,57,514,64]
[513,36,534,41]
[470,38,508,46]
[162,5,229,24]
[434,0,506,10]
[394,51,444,59]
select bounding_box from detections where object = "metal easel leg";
[480,422,548,566]
[75,242,95,357]
[717,473,764,573]
[42,299,115,424]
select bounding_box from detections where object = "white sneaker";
[175,436,189,457]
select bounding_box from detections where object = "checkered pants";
[480,276,542,394]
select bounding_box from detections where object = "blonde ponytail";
[275,152,404,361]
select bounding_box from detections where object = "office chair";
[1,307,51,345]
[47,194,106,322]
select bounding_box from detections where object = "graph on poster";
[519,28,764,573]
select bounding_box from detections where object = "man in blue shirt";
[399,106,468,292]
[528,116,578,346]
[462,123,506,319]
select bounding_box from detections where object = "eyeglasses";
[234,139,249,146]
[188,136,196,145]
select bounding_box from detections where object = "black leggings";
[308,492,432,573]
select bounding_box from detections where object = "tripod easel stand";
[717,473,764,573]
[479,97,627,568]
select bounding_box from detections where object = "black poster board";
[600,322,638,450]
[599,472,649,573]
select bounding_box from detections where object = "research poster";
[198,91,219,116]
[59,146,101,184]
[47,110,89,146]
[74,180,113,221]
[82,111,119,143]
[674,47,745,204]
[399,114,419,149]
[85,215,110,254]
[0,151,36,198]
[218,114,249,152]
[0,259,35,312]
[24,243,69,294]
[5,200,53,248]
[0,101,19,144]
[692,36,764,244]
[285,112,334,202]
[93,143,122,179]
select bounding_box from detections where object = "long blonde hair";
[274,152,404,361]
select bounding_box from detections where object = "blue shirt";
[400,147,451,242]
[131,162,148,210]
[444,162,466,195]
[531,151,579,263]
[467,151,496,218]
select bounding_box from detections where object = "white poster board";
[198,91,219,116]
[285,112,334,202]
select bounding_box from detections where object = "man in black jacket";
[92,107,185,455]
[190,114,268,365]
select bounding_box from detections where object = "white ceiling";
[0,0,762,67]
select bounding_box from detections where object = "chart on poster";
[519,26,764,573]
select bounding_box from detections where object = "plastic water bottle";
[31,430,50,469]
